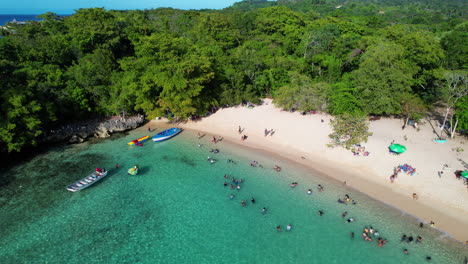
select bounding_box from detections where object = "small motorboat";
[152,128,183,142]
[66,168,108,192]
[128,135,150,146]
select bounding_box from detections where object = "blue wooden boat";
[152,128,183,142]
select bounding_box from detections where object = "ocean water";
[0,127,466,263]
[0,15,42,26]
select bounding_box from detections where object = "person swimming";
[289,182,298,187]
[347,218,355,223]
[403,249,409,255]
[317,210,324,216]
[251,197,256,203]
[241,200,246,206]
[307,189,312,195]
[229,194,235,200]
[317,184,324,192]
[401,234,407,242]
[286,224,292,231]
[342,211,348,218]
[276,225,281,231]
[262,207,267,215]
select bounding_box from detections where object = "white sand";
[149,99,468,242]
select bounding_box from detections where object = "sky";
[1,0,243,14]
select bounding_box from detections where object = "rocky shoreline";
[41,115,146,144]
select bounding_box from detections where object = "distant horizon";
[1,0,243,15]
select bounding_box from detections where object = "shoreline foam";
[148,99,468,243]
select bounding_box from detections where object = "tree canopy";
[0,0,467,153]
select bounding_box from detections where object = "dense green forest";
[0,0,467,153]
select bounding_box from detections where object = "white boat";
[66,169,108,192]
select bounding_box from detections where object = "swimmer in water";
[229,194,235,200]
[241,200,246,206]
[236,185,241,190]
[403,249,409,255]
[286,224,292,231]
[317,184,324,192]
[307,189,312,195]
[350,232,354,238]
[276,225,281,231]
[347,218,355,223]
[251,197,256,203]
[342,211,348,218]
[317,210,324,216]
[262,207,267,215]
[401,235,407,242]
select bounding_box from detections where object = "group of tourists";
[395,164,417,176]
[264,128,275,137]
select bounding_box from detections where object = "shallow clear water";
[0,127,466,263]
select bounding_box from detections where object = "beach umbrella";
[462,170,468,179]
[389,144,407,153]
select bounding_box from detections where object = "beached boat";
[152,128,183,142]
[128,135,150,145]
[66,169,108,192]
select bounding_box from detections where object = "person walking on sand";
[412,193,418,200]
[264,128,269,136]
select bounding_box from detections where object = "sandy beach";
[149,99,468,243]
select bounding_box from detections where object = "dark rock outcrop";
[41,115,145,144]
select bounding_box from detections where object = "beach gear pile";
[353,144,369,156]
[396,164,416,176]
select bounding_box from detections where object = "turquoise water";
[0,127,466,263]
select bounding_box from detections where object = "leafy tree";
[274,72,330,111]
[328,112,373,149]
[352,41,415,115]
[438,70,468,138]
[400,93,427,127]
[65,8,124,55]
[441,22,468,70]
[328,80,362,115]
[454,96,468,132]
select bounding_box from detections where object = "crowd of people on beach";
[197,130,446,262]
[394,164,417,176]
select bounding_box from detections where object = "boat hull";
[66,171,108,192]
[152,128,182,142]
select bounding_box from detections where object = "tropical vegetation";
[0,0,466,153]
